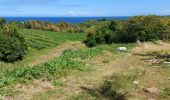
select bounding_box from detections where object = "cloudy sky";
[0,0,170,17]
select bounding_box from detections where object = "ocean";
[3,17,128,24]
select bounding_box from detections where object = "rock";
[143,87,160,94]
[148,59,160,64]
[133,80,139,85]
[117,47,127,52]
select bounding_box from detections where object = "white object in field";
[117,47,127,52]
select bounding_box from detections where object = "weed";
[161,87,170,98]
[52,81,65,87]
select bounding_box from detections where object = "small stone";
[117,47,127,52]
[133,80,139,85]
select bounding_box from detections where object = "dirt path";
[44,41,170,100]
[28,41,86,66]
[7,41,170,100]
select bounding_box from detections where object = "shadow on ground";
[80,86,126,100]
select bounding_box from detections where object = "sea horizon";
[2,16,129,23]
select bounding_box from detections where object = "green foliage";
[85,15,170,47]
[0,48,102,88]
[84,21,117,47]
[0,18,6,26]
[52,81,65,87]
[120,16,166,42]
[0,22,27,63]
[161,87,170,98]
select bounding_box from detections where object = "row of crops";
[20,29,85,50]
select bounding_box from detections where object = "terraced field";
[0,29,85,68]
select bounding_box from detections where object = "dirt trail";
[7,42,170,100]
[29,41,86,66]
[49,41,170,100]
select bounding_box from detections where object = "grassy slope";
[0,29,85,68]
[0,42,135,98]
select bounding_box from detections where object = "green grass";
[52,81,65,87]
[161,87,170,98]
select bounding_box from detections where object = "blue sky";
[0,0,170,17]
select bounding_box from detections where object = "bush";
[0,22,26,63]
[85,29,112,47]
[84,21,117,47]
[0,18,6,25]
[119,16,167,42]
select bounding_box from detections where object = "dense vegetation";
[18,20,82,33]
[13,15,170,48]
[0,18,27,62]
[84,15,170,47]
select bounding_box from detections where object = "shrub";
[84,21,117,47]
[0,22,26,63]
[119,15,167,42]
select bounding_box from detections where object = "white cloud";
[163,10,170,13]
[64,10,104,16]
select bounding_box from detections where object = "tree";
[0,18,6,25]
[0,22,27,63]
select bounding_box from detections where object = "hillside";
[0,16,170,100]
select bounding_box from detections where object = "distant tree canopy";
[85,15,170,47]
[0,18,27,63]
[22,20,82,33]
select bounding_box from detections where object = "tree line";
[84,15,170,47]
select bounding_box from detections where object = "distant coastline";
[2,17,129,23]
